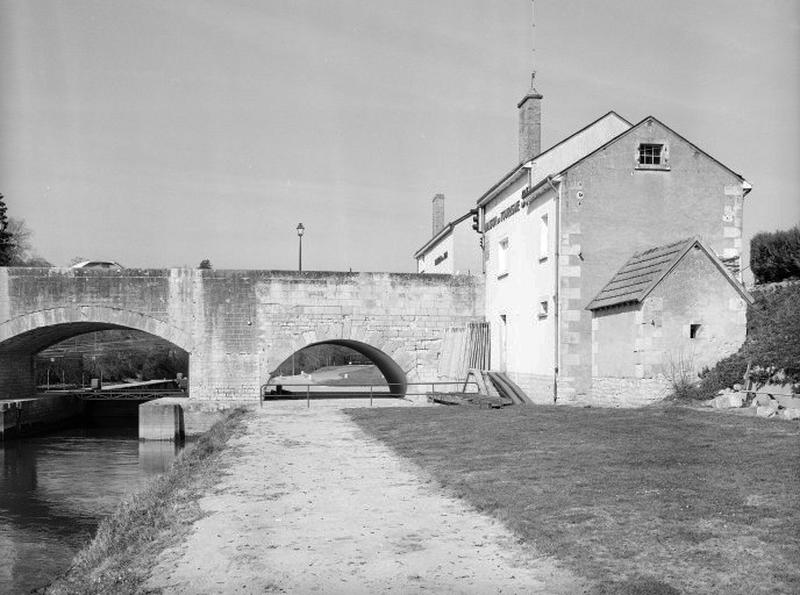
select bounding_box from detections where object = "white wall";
[452,220,482,275]
[483,176,557,383]
[416,218,482,275]
[417,232,455,274]
[477,113,631,399]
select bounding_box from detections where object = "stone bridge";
[0,268,484,400]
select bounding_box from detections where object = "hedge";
[750,225,800,284]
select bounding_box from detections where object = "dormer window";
[638,143,662,165]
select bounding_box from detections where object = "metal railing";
[260,381,478,408]
[41,389,188,401]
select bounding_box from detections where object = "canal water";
[0,426,181,594]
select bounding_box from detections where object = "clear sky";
[1,0,798,272]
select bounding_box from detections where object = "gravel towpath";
[145,401,584,594]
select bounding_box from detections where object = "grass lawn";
[347,404,800,594]
[312,364,386,385]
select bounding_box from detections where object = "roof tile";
[586,238,693,310]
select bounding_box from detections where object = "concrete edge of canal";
[3,393,432,443]
[0,394,84,440]
[139,397,254,441]
[0,394,256,442]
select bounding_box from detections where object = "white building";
[414,72,751,407]
[414,194,482,275]
[478,109,632,399]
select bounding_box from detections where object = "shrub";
[697,352,748,400]
[745,283,800,380]
[750,226,800,284]
[693,283,800,399]
[665,348,702,400]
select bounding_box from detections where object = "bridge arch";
[0,307,195,400]
[268,339,408,397]
[0,306,195,354]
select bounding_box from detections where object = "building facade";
[415,194,482,276]
[477,110,633,400]
[587,238,752,406]
[415,77,752,407]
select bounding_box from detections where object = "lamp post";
[296,222,305,272]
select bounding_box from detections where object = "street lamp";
[296,222,305,272]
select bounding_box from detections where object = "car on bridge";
[70,260,124,270]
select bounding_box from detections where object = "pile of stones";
[707,385,800,420]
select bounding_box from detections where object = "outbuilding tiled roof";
[587,238,720,310]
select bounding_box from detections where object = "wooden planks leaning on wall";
[437,322,490,380]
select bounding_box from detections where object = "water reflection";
[0,429,179,594]
[139,439,181,474]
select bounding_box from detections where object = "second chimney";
[432,193,445,235]
[518,81,543,163]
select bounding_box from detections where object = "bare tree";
[6,217,52,266]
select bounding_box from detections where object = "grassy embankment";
[348,404,800,594]
[43,408,247,595]
[692,281,800,399]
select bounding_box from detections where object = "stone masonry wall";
[0,268,484,401]
[0,394,84,439]
[645,248,748,376]
[508,371,554,404]
[588,248,748,407]
[0,353,34,400]
[253,272,484,390]
[583,377,672,408]
[557,118,747,404]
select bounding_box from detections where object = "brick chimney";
[432,193,445,235]
[518,74,543,163]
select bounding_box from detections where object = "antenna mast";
[530,0,537,89]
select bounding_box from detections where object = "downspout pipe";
[545,175,561,404]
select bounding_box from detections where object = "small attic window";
[690,324,702,339]
[638,143,663,165]
[538,300,549,319]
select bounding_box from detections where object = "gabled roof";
[473,112,750,215]
[586,237,753,311]
[553,115,747,184]
[474,163,528,209]
[413,210,473,259]
[476,111,632,208]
